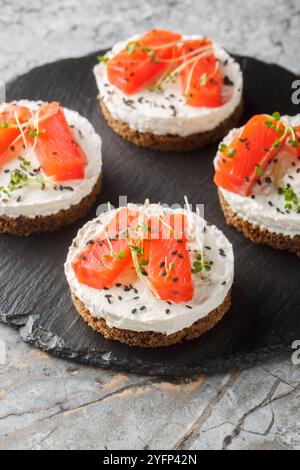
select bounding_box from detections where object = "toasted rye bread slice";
[0,175,102,236]
[70,289,232,348]
[218,190,300,257]
[99,97,243,152]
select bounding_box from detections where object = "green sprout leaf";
[227,147,237,158]
[278,184,300,212]
[255,164,264,177]
[97,55,109,63]
[219,143,228,153]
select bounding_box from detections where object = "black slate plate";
[0,51,299,377]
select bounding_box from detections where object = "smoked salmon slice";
[147,214,194,303]
[31,102,87,181]
[0,104,31,167]
[107,29,181,95]
[72,209,138,290]
[214,114,288,196]
[180,39,222,108]
[73,210,195,304]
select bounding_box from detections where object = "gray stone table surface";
[0,0,300,450]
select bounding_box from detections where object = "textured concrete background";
[0,0,300,450]
[1,0,300,82]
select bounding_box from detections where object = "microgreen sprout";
[192,253,211,273]
[278,184,300,212]
[97,54,109,63]
[219,143,228,153]
[227,148,236,158]
[255,164,264,177]
[264,112,298,153]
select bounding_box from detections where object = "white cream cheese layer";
[216,115,300,237]
[94,35,243,137]
[0,100,102,218]
[65,204,234,335]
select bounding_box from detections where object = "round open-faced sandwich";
[214,112,300,256]
[94,29,243,152]
[0,100,102,235]
[65,202,234,348]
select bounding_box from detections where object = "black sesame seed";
[166,309,170,314]
[172,278,179,283]
[140,306,146,311]
[159,261,165,268]
[178,253,184,259]
[223,75,234,86]
[171,250,177,255]
[186,305,192,309]
[80,255,87,260]
[115,283,122,287]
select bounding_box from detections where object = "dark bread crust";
[218,190,300,257]
[0,175,102,236]
[71,289,232,348]
[99,97,243,152]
